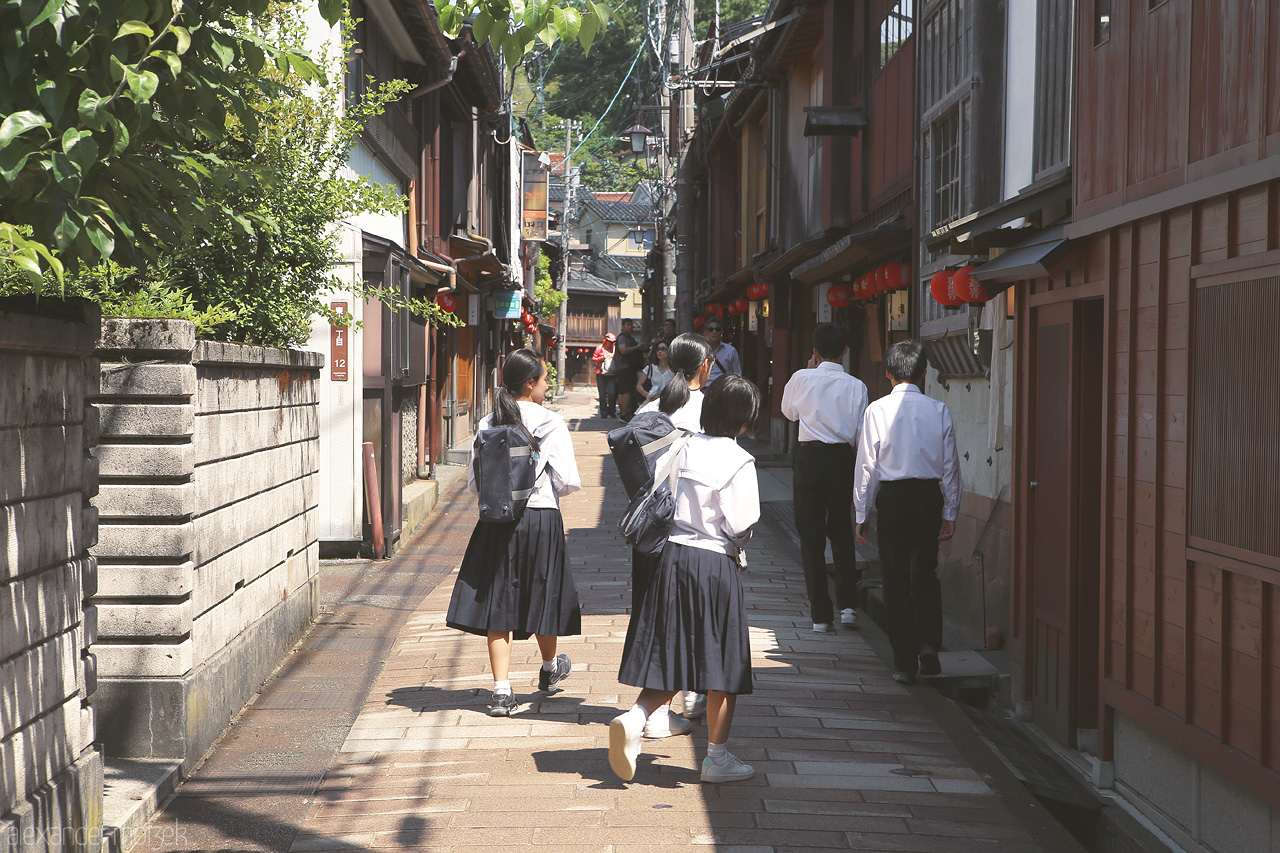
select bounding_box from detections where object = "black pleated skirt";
[618,541,753,695]
[446,507,581,640]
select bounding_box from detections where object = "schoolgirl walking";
[446,349,583,716]
[611,374,763,783]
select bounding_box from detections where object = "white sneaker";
[840,608,858,628]
[681,691,707,720]
[608,710,645,781]
[643,709,693,739]
[700,752,755,783]
[813,622,835,633]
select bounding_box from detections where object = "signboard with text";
[330,302,349,381]
[493,290,522,319]
[521,151,549,240]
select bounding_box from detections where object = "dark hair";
[700,374,761,438]
[621,318,633,328]
[659,333,713,415]
[664,317,676,328]
[884,339,928,383]
[648,340,669,365]
[492,348,545,449]
[813,322,848,360]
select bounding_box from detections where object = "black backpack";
[618,433,691,555]
[473,425,542,523]
[607,410,682,500]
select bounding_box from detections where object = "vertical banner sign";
[522,152,549,240]
[330,302,349,381]
[467,292,479,326]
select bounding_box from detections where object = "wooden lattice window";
[1189,277,1280,563]
[931,108,963,229]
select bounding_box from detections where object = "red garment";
[592,343,615,374]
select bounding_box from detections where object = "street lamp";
[628,224,647,248]
[626,125,652,157]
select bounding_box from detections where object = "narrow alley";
[124,391,1082,853]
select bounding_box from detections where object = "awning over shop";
[972,222,1072,283]
[755,231,845,282]
[789,216,910,283]
[923,170,1071,252]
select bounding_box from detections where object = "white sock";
[706,742,728,765]
[541,659,557,671]
[494,680,512,694]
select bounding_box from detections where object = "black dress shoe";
[919,647,941,677]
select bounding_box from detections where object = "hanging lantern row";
[848,260,912,302]
[705,301,724,318]
[929,265,992,306]
[693,314,706,331]
[726,296,750,315]
[436,293,456,313]
[747,282,771,299]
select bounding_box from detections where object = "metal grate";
[1190,277,1280,560]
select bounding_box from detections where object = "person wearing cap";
[592,333,619,418]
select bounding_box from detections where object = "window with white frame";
[931,107,963,229]
[879,0,914,71]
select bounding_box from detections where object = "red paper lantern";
[707,302,724,318]
[436,293,456,313]
[884,260,910,292]
[951,265,989,302]
[733,296,749,314]
[929,270,965,307]
[748,282,771,300]
[826,282,853,308]
[693,314,706,330]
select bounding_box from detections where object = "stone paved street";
[131,390,1083,852]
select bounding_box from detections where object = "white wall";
[305,225,366,542]
[345,143,407,247]
[1003,0,1037,200]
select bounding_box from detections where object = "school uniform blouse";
[640,364,675,400]
[659,434,760,556]
[636,387,704,433]
[853,383,961,523]
[468,402,582,510]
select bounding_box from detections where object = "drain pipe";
[362,442,386,559]
[408,45,466,101]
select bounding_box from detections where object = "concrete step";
[99,758,182,853]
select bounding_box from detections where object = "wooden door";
[1027,300,1103,747]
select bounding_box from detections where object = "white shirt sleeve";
[719,460,761,540]
[940,407,961,521]
[853,410,880,524]
[780,374,800,422]
[542,419,582,497]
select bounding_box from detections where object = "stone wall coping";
[194,340,323,371]
[98,318,196,353]
[0,296,101,355]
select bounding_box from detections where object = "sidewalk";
[126,389,1082,852]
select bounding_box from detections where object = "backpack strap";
[508,445,546,502]
[640,429,682,459]
[654,434,691,496]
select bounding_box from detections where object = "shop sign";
[521,152,549,240]
[493,290,522,319]
[330,302,348,381]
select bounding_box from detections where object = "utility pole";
[557,120,575,396]
[674,0,696,330]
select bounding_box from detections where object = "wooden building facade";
[1005,1,1280,847]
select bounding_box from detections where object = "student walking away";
[635,341,674,404]
[781,322,869,633]
[610,374,763,783]
[632,332,716,725]
[615,318,645,420]
[446,349,583,716]
[853,340,960,685]
[592,333,618,418]
[702,319,742,383]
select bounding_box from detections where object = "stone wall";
[1,297,104,853]
[90,320,321,770]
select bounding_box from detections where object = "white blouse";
[468,401,582,510]
[641,364,676,400]
[637,387,705,434]
[658,434,760,555]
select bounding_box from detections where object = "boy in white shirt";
[853,340,960,684]
[781,322,868,633]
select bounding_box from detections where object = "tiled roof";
[567,272,624,294]
[583,199,656,224]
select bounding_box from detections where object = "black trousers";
[596,374,617,417]
[876,478,944,673]
[792,442,858,625]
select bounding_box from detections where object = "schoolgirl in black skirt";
[610,374,763,783]
[446,349,582,717]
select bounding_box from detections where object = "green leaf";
[85,215,115,259]
[115,20,154,40]
[318,0,344,26]
[20,0,65,29]
[523,0,547,30]
[127,68,160,102]
[0,110,49,145]
[473,8,495,43]
[63,130,98,172]
[104,113,130,156]
[437,5,460,35]
[36,79,69,121]
[209,34,235,68]
[579,6,599,54]
[0,145,33,184]
[553,6,579,40]
[54,209,81,249]
[591,2,614,27]
[77,90,106,129]
[150,49,182,77]
[169,24,191,55]
[51,151,79,186]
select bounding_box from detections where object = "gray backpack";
[473,425,543,523]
